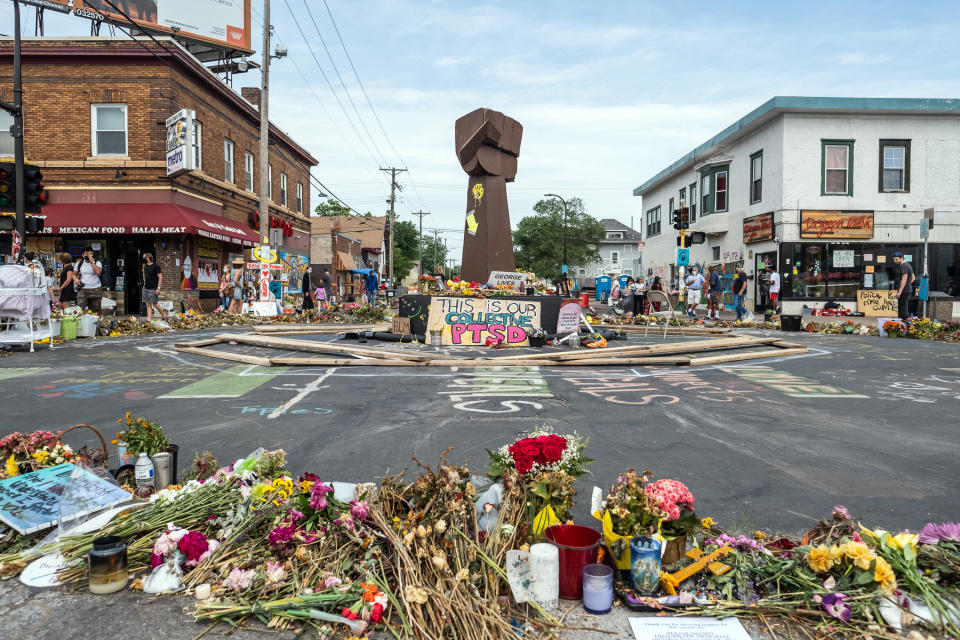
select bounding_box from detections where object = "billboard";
[76,0,251,53]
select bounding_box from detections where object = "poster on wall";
[196,238,220,290]
[278,251,308,293]
[426,296,541,346]
[832,249,855,268]
[180,236,197,290]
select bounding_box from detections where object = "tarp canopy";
[350,268,373,275]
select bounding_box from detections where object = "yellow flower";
[828,545,844,561]
[5,454,18,478]
[843,542,875,570]
[754,530,766,540]
[32,450,50,463]
[807,545,835,573]
[891,533,919,553]
[874,556,897,592]
[700,516,716,528]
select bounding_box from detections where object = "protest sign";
[426,296,541,345]
[556,300,582,334]
[488,270,527,289]
[857,289,898,316]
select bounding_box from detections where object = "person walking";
[684,266,704,319]
[301,267,315,313]
[893,252,915,320]
[57,252,79,309]
[141,252,166,321]
[733,267,749,322]
[321,268,332,306]
[218,266,232,310]
[75,246,103,313]
[706,266,722,320]
[649,276,663,312]
[364,270,379,304]
[766,263,781,314]
[229,258,245,314]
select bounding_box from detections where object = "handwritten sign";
[833,249,855,268]
[742,212,774,244]
[628,617,751,640]
[556,301,582,334]
[505,550,533,603]
[426,296,541,346]
[801,211,874,239]
[857,289,898,316]
[391,316,411,335]
[488,270,527,289]
[0,463,132,534]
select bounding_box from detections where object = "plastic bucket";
[61,317,78,340]
[78,314,99,337]
[544,524,601,599]
[579,293,590,308]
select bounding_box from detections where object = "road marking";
[268,368,337,419]
[0,367,50,382]
[158,365,288,399]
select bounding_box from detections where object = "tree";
[314,198,372,217]
[420,234,448,276]
[513,197,603,280]
[390,219,418,283]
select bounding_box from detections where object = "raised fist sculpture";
[455,108,522,283]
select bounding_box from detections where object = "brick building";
[0,36,317,313]
[310,216,387,300]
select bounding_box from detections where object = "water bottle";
[135,452,155,490]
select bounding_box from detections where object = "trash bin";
[78,313,100,337]
[61,317,78,340]
[780,315,803,331]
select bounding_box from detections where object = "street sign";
[920,219,929,239]
[676,248,690,266]
[918,276,929,301]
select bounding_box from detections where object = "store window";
[297,182,303,213]
[224,139,234,183]
[781,242,862,299]
[860,244,920,291]
[244,152,255,191]
[91,104,128,156]
[822,139,854,195]
[750,151,762,203]
[879,139,910,192]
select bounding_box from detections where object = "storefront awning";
[38,203,261,247]
[337,251,358,270]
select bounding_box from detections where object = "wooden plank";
[687,347,807,366]
[175,346,274,367]
[494,336,781,362]
[422,356,693,367]
[174,337,225,348]
[216,333,438,362]
[252,324,390,334]
[269,357,426,366]
[771,340,805,349]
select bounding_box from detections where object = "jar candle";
[582,563,613,614]
[630,536,662,595]
[88,536,128,595]
[529,542,559,610]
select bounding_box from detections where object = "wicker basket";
[60,423,110,469]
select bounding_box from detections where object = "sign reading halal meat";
[801,211,874,239]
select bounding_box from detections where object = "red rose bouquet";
[487,426,592,480]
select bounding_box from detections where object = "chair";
[644,289,685,339]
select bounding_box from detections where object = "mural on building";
[196,238,220,290]
[279,251,309,292]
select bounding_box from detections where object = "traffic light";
[671,209,682,230]
[687,231,707,245]
[680,206,690,229]
[0,162,13,211]
[0,215,13,231]
[25,216,44,233]
[24,165,46,214]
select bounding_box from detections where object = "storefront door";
[754,251,777,312]
[123,249,141,314]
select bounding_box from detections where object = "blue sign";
[561,264,568,274]
[918,276,929,301]
[676,248,690,266]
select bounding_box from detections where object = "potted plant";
[114,412,175,473]
[594,469,666,570]
[526,326,547,347]
[646,479,699,564]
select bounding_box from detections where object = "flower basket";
[528,335,546,347]
[61,423,110,469]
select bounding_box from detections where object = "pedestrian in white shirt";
[766,264,781,314]
[76,246,103,313]
[684,267,705,319]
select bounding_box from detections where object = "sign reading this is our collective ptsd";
[427,296,541,346]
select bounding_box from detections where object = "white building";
[572,218,643,287]
[633,97,960,315]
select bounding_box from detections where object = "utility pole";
[435,229,441,274]
[258,0,271,248]
[380,167,406,286]
[411,210,430,278]
[2,1,27,262]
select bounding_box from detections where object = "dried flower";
[222,567,255,591]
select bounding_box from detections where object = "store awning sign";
[743,212,774,244]
[800,211,874,239]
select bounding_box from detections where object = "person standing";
[229,258,245,313]
[57,253,79,309]
[634,277,647,316]
[893,252,915,320]
[733,267,749,322]
[706,266,722,320]
[766,264,781,314]
[76,246,103,313]
[649,276,663,312]
[301,267,315,313]
[364,270,379,304]
[684,266,704,319]
[321,268,332,306]
[141,252,166,321]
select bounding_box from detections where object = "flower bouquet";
[115,412,170,458]
[0,429,68,477]
[594,469,667,569]
[526,326,547,347]
[646,478,700,564]
[883,320,906,337]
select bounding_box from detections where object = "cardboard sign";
[800,211,874,239]
[488,270,527,289]
[0,463,131,535]
[426,296,541,345]
[250,301,277,317]
[857,289,898,316]
[391,316,411,335]
[628,617,751,640]
[556,300,582,334]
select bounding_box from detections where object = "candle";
[582,563,613,614]
[630,536,662,595]
[88,536,128,595]
[529,542,559,610]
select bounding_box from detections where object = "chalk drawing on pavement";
[442,367,551,413]
[719,366,868,398]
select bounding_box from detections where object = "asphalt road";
[2,328,960,640]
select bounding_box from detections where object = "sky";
[3,0,960,262]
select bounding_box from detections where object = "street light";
[544,193,568,293]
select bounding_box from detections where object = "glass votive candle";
[582,563,614,614]
[88,536,128,594]
[630,536,662,595]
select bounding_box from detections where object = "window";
[645,206,661,237]
[244,152,254,191]
[578,269,586,276]
[606,231,623,239]
[622,268,632,276]
[297,182,303,213]
[781,242,862,299]
[610,251,620,264]
[679,187,686,208]
[750,151,762,203]
[879,139,910,192]
[714,170,728,212]
[191,121,202,170]
[821,139,854,195]
[223,139,234,183]
[0,111,12,156]
[668,197,675,215]
[91,104,127,156]
[689,183,697,221]
[267,164,273,199]
[701,174,710,214]
[280,172,288,207]
[712,246,721,261]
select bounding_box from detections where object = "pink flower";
[268,522,297,548]
[349,500,370,521]
[335,512,355,532]
[223,567,255,591]
[196,539,219,565]
[832,505,851,520]
[177,531,210,567]
[645,479,694,521]
[265,560,287,583]
[288,508,305,522]
[149,553,165,569]
[309,482,334,511]
[324,576,342,589]
[919,522,960,544]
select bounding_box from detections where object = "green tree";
[314,199,372,217]
[513,197,603,279]
[390,219,418,283]
[420,234,448,276]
